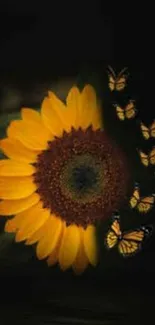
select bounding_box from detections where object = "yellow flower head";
[0,85,129,274]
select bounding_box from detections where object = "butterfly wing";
[116,76,126,91]
[107,66,116,91]
[115,105,125,121]
[118,239,140,256]
[123,230,145,241]
[140,122,150,140]
[107,66,128,91]
[125,100,136,119]
[108,75,116,91]
[105,216,121,249]
[111,216,122,236]
[105,230,118,249]
[139,150,149,167]
[150,148,155,165]
[116,67,128,91]
[129,186,140,208]
[118,226,151,257]
[137,195,155,213]
[150,121,155,138]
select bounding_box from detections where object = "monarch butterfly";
[105,215,152,257]
[107,66,128,91]
[113,100,136,121]
[138,148,155,167]
[129,184,155,213]
[140,121,155,140]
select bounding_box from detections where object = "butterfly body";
[107,66,128,91]
[118,234,123,241]
[105,215,152,257]
[140,121,155,140]
[129,184,155,213]
[114,100,136,121]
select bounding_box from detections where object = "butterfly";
[138,147,155,167]
[113,100,136,121]
[140,121,155,140]
[107,66,128,91]
[105,214,152,257]
[129,184,155,213]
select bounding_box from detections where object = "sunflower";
[0,85,129,274]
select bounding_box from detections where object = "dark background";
[0,2,154,325]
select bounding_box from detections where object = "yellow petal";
[72,228,89,275]
[0,138,40,163]
[7,120,52,150]
[0,176,37,199]
[83,225,98,266]
[6,201,45,235]
[36,216,62,260]
[5,219,18,233]
[47,229,63,266]
[47,246,59,266]
[46,221,65,266]
[66,86,80,129]
[26,217,64,247]
[58,224,80,270]
[15,203,50,242]
[0,159,35,176]
[5,208,29,232]
[0,193,40,216]
[41,96,67,136]
[48,91,66,112]
[25,218,50,245]
[78,85,102,130]
[21,108,41,122]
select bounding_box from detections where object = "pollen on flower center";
[70,164,98,192]
[34,126,129,228]
[60,153,105,203]
[72,165,97,190]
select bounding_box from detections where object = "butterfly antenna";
[107,65,116,77]
[118,66,128,77]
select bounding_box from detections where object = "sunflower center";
[60,154,105,203]
[71,165,97,191]
[34,126,129,228]
[72,165,96,190]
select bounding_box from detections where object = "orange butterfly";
[138,147,155,167]
[129,183,155,213]
[105,214,152,257]
[113,100,136,121]
[140,121,155,140]
[107,66,128,91]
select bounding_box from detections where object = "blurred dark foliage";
[0,2,154,325]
